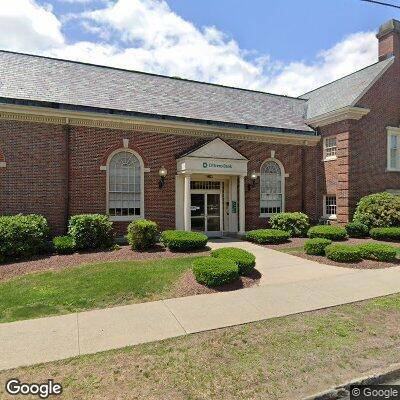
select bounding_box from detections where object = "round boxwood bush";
[269,212,310,237]
[52,236,76,255]
[160,230,208,251]
[304,238,332,255]
[353,192,400,229]
[369,227,400,242]
[68,214,114,250]
[211,247,256,276]
[307,225,348,241]
[0,214,49,257]
[245,229,290,244]
[127,219,158,251]
[345,222,369,238]
[357,243,397,262]
[192,257,239,286]
[324,244,362,263]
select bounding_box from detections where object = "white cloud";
[267,32,378,96]
[0,0,380,96]
[0,0,64,53]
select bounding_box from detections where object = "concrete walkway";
[2,239,400,371]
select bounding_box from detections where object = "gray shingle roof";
[0,50,314,133]
[300,57,394,120]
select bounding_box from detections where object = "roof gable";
[182,138,248,160]
[300,57,394,119]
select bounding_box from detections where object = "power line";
[361,0,400,9]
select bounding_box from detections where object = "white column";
[183,174,191,231]
[239,175,245,235]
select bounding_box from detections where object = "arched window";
[107,150,143,220]
[260,159,284,216]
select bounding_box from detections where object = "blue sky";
[1,0,399,95]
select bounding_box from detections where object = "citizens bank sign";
[202,161,233,169]
[177,157,248,175]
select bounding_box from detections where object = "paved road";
[2,239,400,371]
[341,379,400,399]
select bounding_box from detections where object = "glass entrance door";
[190,192,222,235]
[206,193,221,232]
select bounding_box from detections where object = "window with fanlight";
[107,150,143,220]
[260,160,284,216]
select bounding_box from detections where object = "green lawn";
[278,246,304,253]
[2,294,400,399]
[0,257,197,323]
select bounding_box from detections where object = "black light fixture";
[247,170,257,191]
[158,166,167,189]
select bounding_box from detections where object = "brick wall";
[314,58,400,225]
[350,56,400,213]
[0,120,68,235]
[68,126,316,235]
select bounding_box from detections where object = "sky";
[0,0,399,96]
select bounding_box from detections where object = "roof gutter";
[0,97,316,137]
[0,102,320,147]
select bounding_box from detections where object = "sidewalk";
[1,239,400,371]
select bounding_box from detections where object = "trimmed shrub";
[127,219,158,251]
[304,238,332,255]
[52,236,75,255]
[369,227,400,242]
[0,214,49,257]
[245,229,290,244]
[68,214,114,250]
[357,243,397,262]
[345,222,369,238]
[269,212,310,237]
[325,244,362,263]
[160,230,208,251]
[353,192,400,228]
[192,257,239,286]
[211,247,256,276]
[307,225,348,241]
[0,254,5,264]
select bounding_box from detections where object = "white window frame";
[259,158,285,217]
[323,194,337,220]
[387,127,400,171]
[323,136,337,161]
[106,149,145,222]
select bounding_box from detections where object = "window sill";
[323,215,337,220]
[109,216,142,222]
[322,156,337,162]
[386,168,400,172]
[260,213,280,218]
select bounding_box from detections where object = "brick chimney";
[377,19,400,61]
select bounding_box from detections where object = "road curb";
[303,363,400,400]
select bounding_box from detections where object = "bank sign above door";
[202,161,233,170]
[177,156,248,175]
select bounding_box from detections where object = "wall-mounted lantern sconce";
[247,170,257,191]
[158,166,167,189]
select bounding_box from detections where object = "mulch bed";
[264,237,400,250]
[0,245,210,282]
[171,268,262,297]
[291,252,400,269]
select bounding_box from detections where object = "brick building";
[0,19,399,237]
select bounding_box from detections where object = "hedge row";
[304,240,398,263]
[0,214,211,260]
[246,229,290,244]
[193,247,256,286]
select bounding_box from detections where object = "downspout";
[314,127,320,223]
[64,123,71,234]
